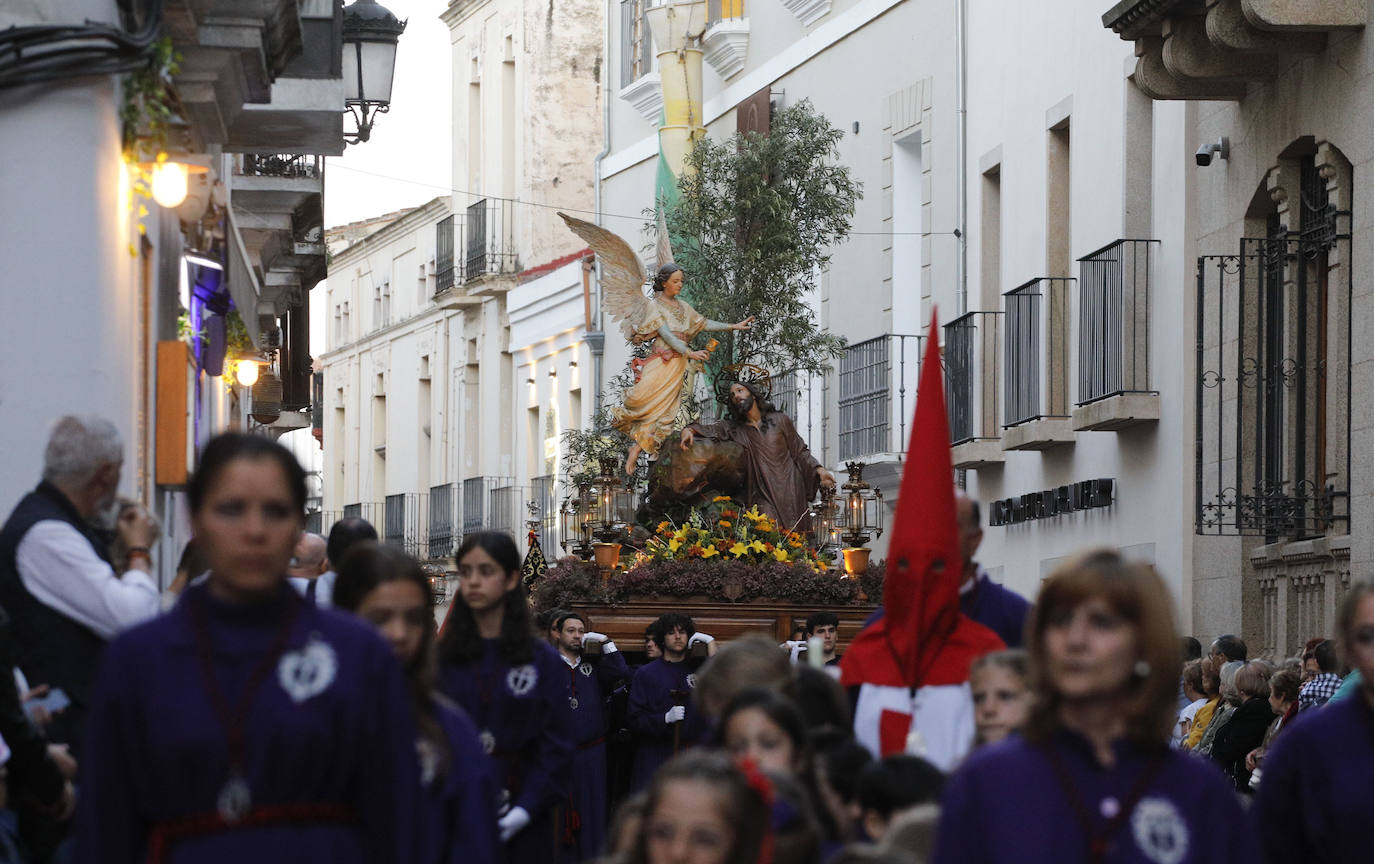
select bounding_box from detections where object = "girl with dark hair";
[934,549,1256,864]
[436,531,573,864]
[716,688,842,845]
[613,264,754,476]
[334,542,500,864]
[627,751,772,864]
[73,433,420,863]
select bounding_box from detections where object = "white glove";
[781,641,805,663]
[688,632,714,647]
[499,806,531,842]
[664,705,686,724]
[583,632,617,653]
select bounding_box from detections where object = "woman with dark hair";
[716,687,841,844]
[334,542,500,864]
[1252,579,1374,862]
[613,263,754,475]
[1244,667,1299,791]
[933,549,1256,864]
[73,433,420,863]
[626,751,772,864]
[436,530,572,864]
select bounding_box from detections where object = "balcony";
[229,152,326,316]
[1102,0,1363,102]
[945,312,1005,469]
[1072,239,1160,431]
[383,492,430,559]
[703,0,749,80]
[429,484,456,559]
[169,0,345,155]
[458,198,520,291]
[836,334,925,469]
[1002,278,1076,451]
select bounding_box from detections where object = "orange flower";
[722,509,738,520]
[712,495,733,503]
[688,545,703,557]
[764,542,775,552]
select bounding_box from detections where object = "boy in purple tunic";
[550,610,631,862]
[438,531,574,864]
[1251,580,1374,863]
[72,434,420,864]
[627,613,715,791]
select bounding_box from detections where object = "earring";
[1133,660,1151,678]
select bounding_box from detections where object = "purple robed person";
[72,434,421,864]
[438,531,575,864]
[627,656,708,792]
[550,616,631,863]
[438,639,574,864]
[74,582,421,863]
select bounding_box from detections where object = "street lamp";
[559,485,596,561]
[342,0,407,145]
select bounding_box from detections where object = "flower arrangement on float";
[641,496,829,569]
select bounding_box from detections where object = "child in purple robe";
[73,433,421,864]
[934,549,1257,864]
[437,531,574,864]
[334,542,501,864]
[627,613,714,792]
[549,610,632,862]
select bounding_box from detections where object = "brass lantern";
[559,485,596,561]
[839,461,884,548]
[810,486,841,557]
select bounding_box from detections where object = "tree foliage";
[665,100,861,378]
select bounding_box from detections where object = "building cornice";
[1101,0,1192,38]
[319,303,465,362]
[330,196,451,269]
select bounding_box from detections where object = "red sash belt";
[146,802,356,864]
[630,347,682,383]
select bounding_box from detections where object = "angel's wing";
[655,208,674,271]
[558,213,652,338]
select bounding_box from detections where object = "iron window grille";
[429,483,455,559]
[1077,239,1157,404]
[460,198,519,283]
[1195,194,1350,539]
[838,336,890,461]
[619,0,654,89]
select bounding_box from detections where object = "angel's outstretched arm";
[657,326,690,354]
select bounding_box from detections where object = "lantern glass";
[343,38,399,105]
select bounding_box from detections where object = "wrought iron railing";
[530,475,557,551]
[237,153,322,179]
[382,493,429,558]
[461,476,517,534]
[1195,215,1351,539]
[489,485,527,537]
[459,198,519,283]
[1078,239,1157,404]
[836,334,924,460]
[945,311,1003,445]
[435,215,454,294]
[429,484,455,559]
[1004,277,1073,427]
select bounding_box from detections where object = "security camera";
[1195,136,1230,167]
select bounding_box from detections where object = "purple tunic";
[424,696,501,864]
[73,582,421,864]
[627,658,707,792]
[934,730,1257,864]
[437,639,573,864]
[959,573,1032,648]
[1252,694,1374,863]
[556,649,631,863]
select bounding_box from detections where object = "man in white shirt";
[0,415,161,753]
[286,532,328,601]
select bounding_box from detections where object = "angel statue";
[560,213,754,476]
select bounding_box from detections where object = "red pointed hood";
[841,310,1003,689]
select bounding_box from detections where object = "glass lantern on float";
[809,486,841,562]
[588,467,633,573]
[559,484,596,561]
[838,461,883,576]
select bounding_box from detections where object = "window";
[980,163,1001,312]
[1046,120,1071,278]
[620,0,653,88]
[838,337,890,460]
[333,304,342,344]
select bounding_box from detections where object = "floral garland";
[642,495,830,569]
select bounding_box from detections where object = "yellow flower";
[668,537,683,553]
[729,541,749,557]
[755,520,775,534]
[701,544,720,559]
[747,540,767,554]
[772,547,790,562]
